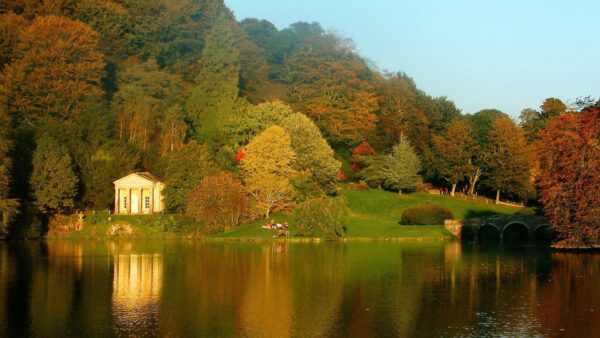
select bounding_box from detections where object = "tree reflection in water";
[0,241,598,337]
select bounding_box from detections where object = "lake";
[0,240,598,337]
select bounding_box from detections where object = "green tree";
[280,113,341,193]
[358,154,387,189]
[186,9,241,143]
[164,141,216,213]
[30,136,78,214]
[225,100,292,146]
[294,196,348,239]
[484,116,532,203]
[382,135,421,195]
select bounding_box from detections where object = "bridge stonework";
[444,215,550,241]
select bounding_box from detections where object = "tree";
[30,136,78,214]
[0,12,26,70]
[287,33,379,144]
[280,113,340,193]
[186,172,251,232]
[351,141,378,172]
[164,141,216,213]
[382,135,421,195]
[519,108,544,142]
[484,116,532,203]
[241,126,296,217]
[294,196,348,239]
[185,9,241,143]
[537,107,600,246]
[0,113,18,228]
[432,120,479,196]
[541,97,567,118]
[78,142,140,210]
[358,154,387,189]
[225,100,292,146]
[0,15,105,127]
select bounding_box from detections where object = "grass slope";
[220,188,524,240]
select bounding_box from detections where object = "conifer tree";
[30,136,78,214]
[186,9,241,143]
[382,135,421,195]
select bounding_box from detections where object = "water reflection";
[0,241,598,337]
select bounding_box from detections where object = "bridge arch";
[477,223,501,241]
[533,223,552,242]
[502,222,531,242]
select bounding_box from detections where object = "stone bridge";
[444,215,551,241]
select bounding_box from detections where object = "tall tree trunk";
[468,168,481,195]
[451,183,457,196]
[496,190,500,204]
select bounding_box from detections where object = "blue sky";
[224,0,599,117]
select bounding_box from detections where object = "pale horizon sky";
[224,0,599,117]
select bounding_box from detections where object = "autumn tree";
[433,120,479,196]
[484,116,532,203]
[164,141,216,213]
[241,126,296,217]
[537,107,600,246]
[30,136,78,214]
[374,72,430,152]
[0,15,105,127]
[382,135,421,195]
[280,113,340,193]
[186,172,251,232]
[287,33,379,144]
[351,141,378,172]
[0,112,18,228]
[0,12,26,70]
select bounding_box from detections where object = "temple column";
[139,188,143,215]
[114,187,119,214]
[150,187,155,215]
[127,188,131,214]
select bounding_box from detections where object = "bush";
[401,203,454,225]
[415,183,433,192]
[294,197,349,239]
[346,182,369,191]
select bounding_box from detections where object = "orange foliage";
[186,172,251,231]
[235,148,246,162]
[338,170,345,182]
[351,141,377,172]
[537,107,600,246]
[0,15,105,126]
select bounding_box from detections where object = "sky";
[224,0,599,117]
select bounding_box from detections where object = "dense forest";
[0,0,598,244]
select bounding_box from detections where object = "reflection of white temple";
[112,254,163,328]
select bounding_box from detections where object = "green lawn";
[218,188,526,240]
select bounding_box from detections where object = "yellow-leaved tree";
[241,126,296,218]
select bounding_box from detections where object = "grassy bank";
[217,188,524,240]
[48,188,526,241]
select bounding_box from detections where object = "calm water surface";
[0,240,598,337]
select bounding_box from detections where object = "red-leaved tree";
[351,141,377,172]
[537,107,600,246]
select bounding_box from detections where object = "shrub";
[346,182,369,191]
[294,197,348,239]
[186,172,251,233]
[401,203,454,225]
[415,183,433,192]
